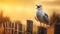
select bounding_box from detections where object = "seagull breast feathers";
[37,9,45,16]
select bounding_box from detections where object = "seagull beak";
[36,4,37,6]
[36,5,38,9]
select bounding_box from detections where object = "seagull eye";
[37,6,40,8]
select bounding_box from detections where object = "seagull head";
[36,4,42,9]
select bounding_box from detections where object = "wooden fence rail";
[4,20,47,34]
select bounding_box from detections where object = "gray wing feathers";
[43,16,50,25]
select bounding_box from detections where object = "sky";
[0,0,60,26]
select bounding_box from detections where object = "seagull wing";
[43,15,50,25]
[45,13,48,17]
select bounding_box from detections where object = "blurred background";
[0,0,60,34]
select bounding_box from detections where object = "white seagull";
[35,4,50,25]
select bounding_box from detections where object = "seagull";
[35,4,50,25]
